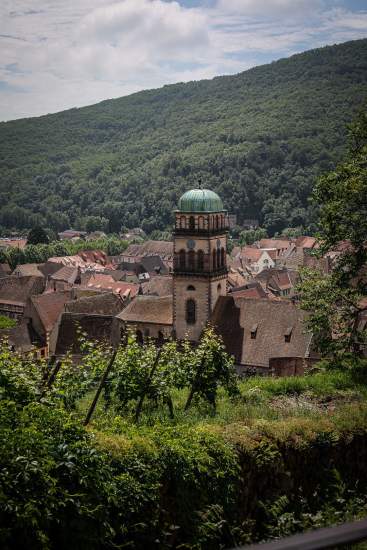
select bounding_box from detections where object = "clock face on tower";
[187,239,196,250]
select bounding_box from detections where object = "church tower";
[173,189,229,342]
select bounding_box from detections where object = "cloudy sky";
[1,0,366,121]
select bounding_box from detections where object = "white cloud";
[0,0,366,120]
[215,0,324,18]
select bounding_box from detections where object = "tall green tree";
[299,108,367,363]
[27,226,49,245]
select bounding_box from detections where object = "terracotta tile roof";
[0,322,35,353]
[295,236,317,249]
[230,281,268,299]
[124,240,173,260]
[240,247,264,262]
[50,266,79,284]
[38,261,65,278]
[84,279,139,298]
[211,296,313,368]
[0,238,27,250]
[81,273,115,286]
[12,264,44,277]
[78,249,108,266]
[0,276,44,305]
[65,293,125,315]
[53,313,116,356]
[30,291,72,333]
[117,295,173,325]
[48,255,106,272]
[258,238,291,250]
[227,271,249,288]
[141,275,173,297]
[140,255,169,275]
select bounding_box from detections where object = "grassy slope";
[0,39,366,232]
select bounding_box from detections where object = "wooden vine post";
[135,348,162,422]
[84,349,117,426]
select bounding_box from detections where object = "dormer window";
[250,324,258,339]
[285,327,293,343]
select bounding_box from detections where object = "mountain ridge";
[0,38,366,235]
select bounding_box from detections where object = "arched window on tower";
[197,249,204,271]
[189,216,195,230]
[179,249,186,269]
[221,247,225,267]
[188,250,195,271]
[186,299,196,324]
[187,285,196,291]
[198,216,204,229]
[215,215,219,229]
[180,216,186,229]
[212,249,217,270]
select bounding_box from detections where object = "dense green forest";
[0,38,366,235]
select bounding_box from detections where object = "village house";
[23,290,73,355]
[212,296,317,375]
[50,312,118,360]
[239,246,276,273]
[256,238,292,257]
[255,267,299,298]
[0,276,45,319]
[116,295,173,344]
[117,240,174,271]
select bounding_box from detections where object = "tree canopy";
[299,107,367,364]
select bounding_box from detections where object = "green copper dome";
[178,189,224,212]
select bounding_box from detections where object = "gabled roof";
[230,281,268,299]
[13,263,44,277]
[124,240,173,259]
[0,322,36,353]
[117,295,173,325]
[84,279,139,298]
[30,291,72,333]
[53,313,116,355]
[78,249,108,266]
[211,296,313,368]
[65,292,125,315]
[240,247,264,262]
[258,238,291,250]
[140,255,168,275]
[141,275,173,297]
[38,261,65,278]
[295,236,317,249]
[0,276,44,305]
[50,266,79,284]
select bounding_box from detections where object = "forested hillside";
[0,38,366,235]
